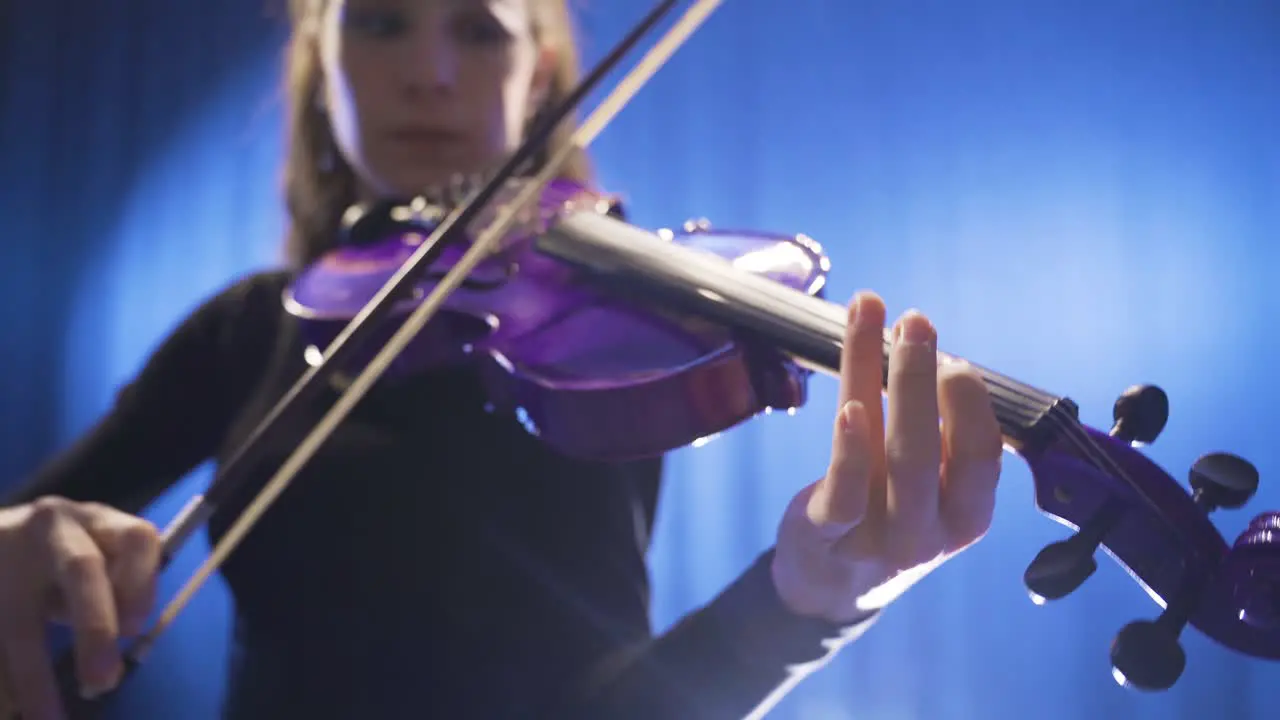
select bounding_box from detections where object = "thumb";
[805,400,872,542]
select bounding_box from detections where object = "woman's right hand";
[0,497,162,720]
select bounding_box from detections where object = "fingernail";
[80,655,122,699]
[848,293,865,329]
[839,400,861,433]
[899,311,934,347]
[80,673,120,700]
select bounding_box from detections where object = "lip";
[386,127,467,144]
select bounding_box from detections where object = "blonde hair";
[281,0,595,266]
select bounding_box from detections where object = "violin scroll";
[1019,384,1278,690]
[1225,512,1280,631]
[1109,508,1278,692]
[1021,384,1171,603]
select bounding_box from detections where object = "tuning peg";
[1110,600,1189,692]
[1024,504,1122,603]
[1112,508,1276,692]
[1110,384,1169,445]
[1189,452,1259,512]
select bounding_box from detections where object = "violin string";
[641,226,1058,423]
[682,237,1060,424]
[905,344,1183,540]
[122,0,728,664]
[596,201,1058,426]
[861,331,1056,423]
[862,327,1181,532]
[783,300,1177,540]
[915,346,1180,533]
[1040,404,1183,539]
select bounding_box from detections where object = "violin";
[285,176,823,461]
[292,177,1280,693]
[14,0,1277,716]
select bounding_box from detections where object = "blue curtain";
[2,1,1277,718]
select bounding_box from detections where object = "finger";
[937,362,1004,550]
[33,511,122,697]
[838,292,887,431]
[1,621,62,720]
[805,400,873,541]
[70,505,160,637]
[883,311,943,537]
[838,292,889,516]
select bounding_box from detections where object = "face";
[317,0,555,199]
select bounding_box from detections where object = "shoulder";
[148,268,297,384]
[199,268,293,319]
[184,268,293,340]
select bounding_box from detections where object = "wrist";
[706,550,872,669]
[769,549,883,626]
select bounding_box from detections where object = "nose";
[402,25,459,94]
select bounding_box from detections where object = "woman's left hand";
[771,291,1004,622]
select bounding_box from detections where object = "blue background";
[2,1,1277,717]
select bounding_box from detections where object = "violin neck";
[536,211,1071,450]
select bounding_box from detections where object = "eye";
[453,12,514,46]
[341,7,408,38]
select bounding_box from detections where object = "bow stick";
[2,2,726,717]
[143,0,725,656]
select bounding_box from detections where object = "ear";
[528,44,558,115]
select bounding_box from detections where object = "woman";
[0,1,1004,718]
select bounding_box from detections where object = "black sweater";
[6,270,876,719]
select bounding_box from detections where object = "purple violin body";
[284,178,823,460]
[282,177,1280,691]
